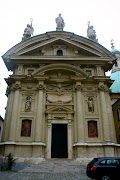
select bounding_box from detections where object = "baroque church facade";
[0,15,120,160]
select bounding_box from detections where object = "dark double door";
[51,124,68,158]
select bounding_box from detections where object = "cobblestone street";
[0,159,92,180]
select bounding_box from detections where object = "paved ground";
[0,159,92,180]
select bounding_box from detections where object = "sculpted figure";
[55,14,65,31]
[22,20,34,40]
[87,21,98,42]
[25,96,31,111]
[87,97,94,113]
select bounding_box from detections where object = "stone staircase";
[20,159,87,173]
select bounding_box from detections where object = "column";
[76,83,84,143]
[68,120,72,159]
[8,82,21,141]
[35,82,44,142]
[98,84,111,142]
[47,120,52,159]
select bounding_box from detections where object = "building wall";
[0,116,3,141]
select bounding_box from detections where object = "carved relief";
[46,83,73,95]
[47,94,72,103]
[52,114,67,119]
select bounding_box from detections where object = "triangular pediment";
[46,105,74,114]
[16,36,102,57]
[3,31,116,71]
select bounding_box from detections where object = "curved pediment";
[32,63,88,77]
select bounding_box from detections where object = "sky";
[0,0,120,118]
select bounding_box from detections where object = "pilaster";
[75,82,85,143]
[8,82,21,141]
[98,83,111,142]
[35,81,44,142]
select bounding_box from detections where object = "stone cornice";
[0,142,46,146]
[9,55,112,62]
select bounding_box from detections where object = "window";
[86,70,92,76]
[88,121,98,137]
[28,69,33,75]
[57,50,63,56]
[21,120,32,137]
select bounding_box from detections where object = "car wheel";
[101,175,110,180]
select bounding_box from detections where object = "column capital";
[37,84,44,90]
[10,82,21,92]
[75,84,83,91]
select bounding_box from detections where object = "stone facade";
[0,116,3,141]
[0,31,120,160]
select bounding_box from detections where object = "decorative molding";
[0,142,46,146]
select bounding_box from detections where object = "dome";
[111,48,119,53]
[110,71,120,93]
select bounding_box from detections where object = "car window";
[99,160,106,165]
[113,159,119,165]
[106,159,120,166]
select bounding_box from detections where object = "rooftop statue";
[22,19,34,40]
[55,13,65,31]
[87,21,98,42]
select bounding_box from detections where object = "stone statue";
[87,97,94,113]
[55,13,65,31]
[87,21,98,42]
[25,96,31,111]
[22,19,34,40]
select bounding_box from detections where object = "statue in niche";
[25,96,31,112]
[87,97,94,113]
[55,13,65,31]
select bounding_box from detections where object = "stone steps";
[20,159,86,173]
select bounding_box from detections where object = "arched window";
[57,50,63,56]
[88,121,98,137]
[21,119,32,137]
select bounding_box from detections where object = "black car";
[86,157,120,180]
